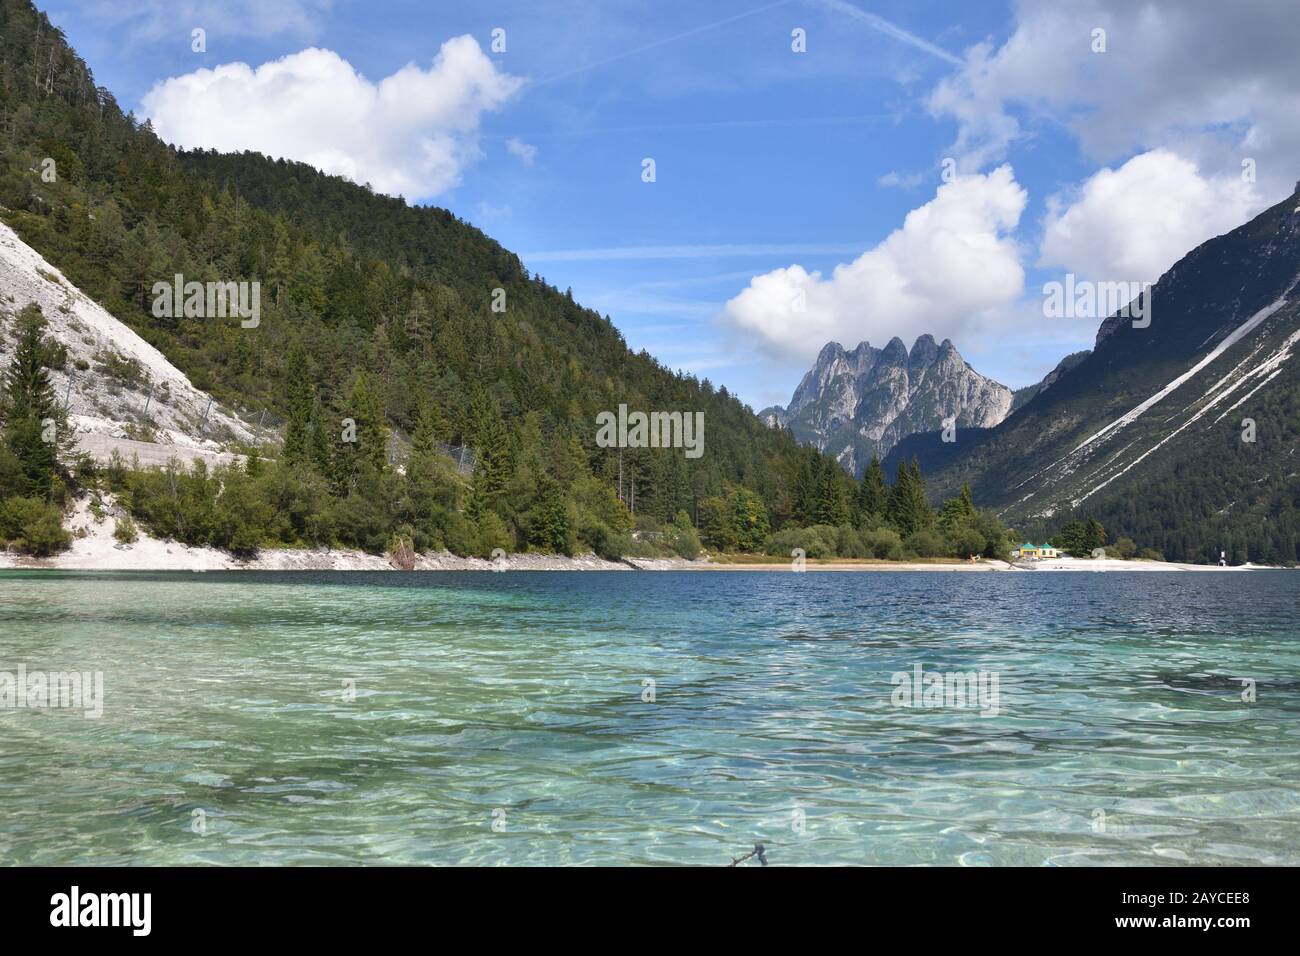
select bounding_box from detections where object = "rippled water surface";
[1,570,1298,865]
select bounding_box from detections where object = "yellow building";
[1013,542,1060,559]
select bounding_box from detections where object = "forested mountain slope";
[0,0,847,549]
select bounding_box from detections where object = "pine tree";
[790,449,817,525]
[812,456,847,525]
[282,345,314,464]
[528,474,571,553]
[906,458,933,531]
[855,455,887,521]
[1,304,69,499]
[348,372,388,473]
[466,391,510,518]
[938,482,978,530]
[887,458,933,536]
[1085,516,1107,553]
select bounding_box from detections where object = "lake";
[1,570,1297,865]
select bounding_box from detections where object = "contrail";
[809,0,963,66]
[530,0,796,88]
[528,0,959,91]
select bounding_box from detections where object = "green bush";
[475,511,512,557]
[862,527,903,560]
[0,496,70,556]
[668,511,702,560]
[904,529,947,558]
[948,526,986,558]
[765,526,834,558]
[835,524,868,558]
[439,510,480,556]
[113,513,138,544]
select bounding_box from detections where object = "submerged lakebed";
[1,569,1298,865]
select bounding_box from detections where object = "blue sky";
[45,0,1300,410]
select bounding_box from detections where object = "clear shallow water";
[1,569,1298,866]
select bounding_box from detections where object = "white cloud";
[505,138,537,166]
[1039,150,1260,284]
[878,170,925,189]
[927,0,1300,203]
[141,37,524,200]
[722,166,1028,363]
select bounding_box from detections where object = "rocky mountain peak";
[909,333,939,368]
[766,332,1013,477]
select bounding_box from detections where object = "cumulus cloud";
[927,0,1300,203]
[141,37,524,199]
[1039,150,1260,284]
[722,166,1028,363]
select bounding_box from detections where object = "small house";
[1012,542,1060,559]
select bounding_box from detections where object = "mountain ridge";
[763,334,1012,477]
[889,183,1300,564]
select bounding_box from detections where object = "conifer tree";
[466,391,510,518]
[887,458,933,536]
[282,346,314,464]
[348,372,388,473]
[812,456,847,526]
[1,304,69,499]
[855,455,887,521]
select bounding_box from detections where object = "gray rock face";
[764,335,1013,477]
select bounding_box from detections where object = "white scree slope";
[0,219,256,456]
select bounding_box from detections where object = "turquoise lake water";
[1,569,1297,866]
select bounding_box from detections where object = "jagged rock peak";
[774,332,1014,476]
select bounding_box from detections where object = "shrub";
[436,510,479,556]
[113,513,138,544]
[765,526,834,559]
[904,528,947,558]
[0,497,71,556]
[835,524,868,558]
[668,511,702,560]
[949,526,986,558]
[862,527,903,560]
[386,529,417,569]
[475,511,512,558]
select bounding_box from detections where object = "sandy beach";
[0,497,1280,572]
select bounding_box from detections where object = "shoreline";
[0,498,1285,573]
[0,554,1281,572]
